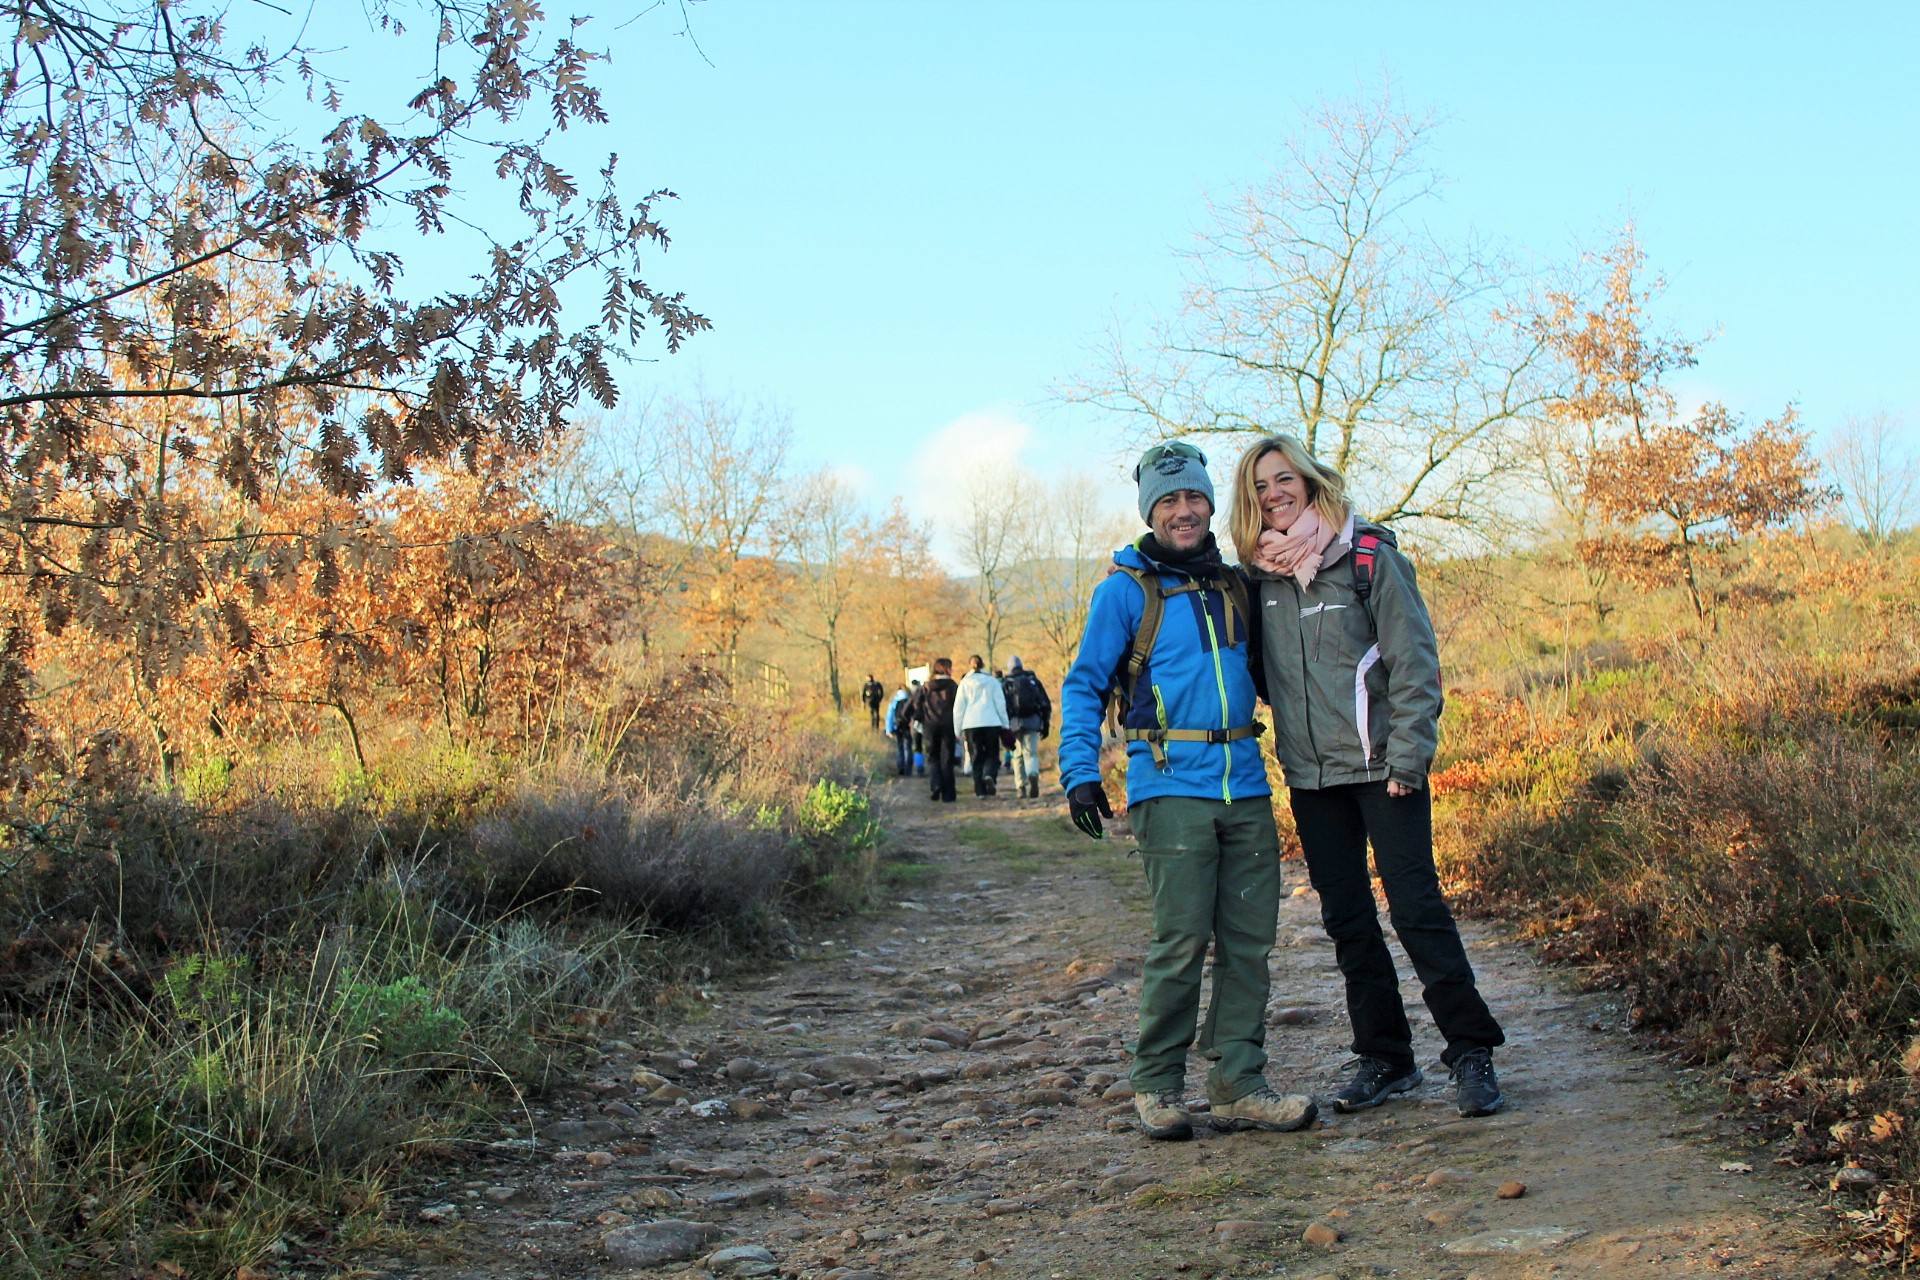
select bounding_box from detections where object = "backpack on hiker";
[1005,670,1049,720]
[1108,563,1262,768]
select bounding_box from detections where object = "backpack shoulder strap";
[1218,570,1250,645]
[1350,532,1384,633]
[1113,563,1165,694]
[1351,532,1382,602]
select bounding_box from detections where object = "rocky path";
[390,783,1857,1280]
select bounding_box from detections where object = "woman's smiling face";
[1252,449,1312,531]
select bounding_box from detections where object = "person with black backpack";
[1230,434,1506,1120]
[906,659,960,802]
[1001,656,1051,799]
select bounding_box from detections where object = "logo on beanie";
[1152,456,1190,477]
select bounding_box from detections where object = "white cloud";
[911,408,1036,565]
[827,461,874,497]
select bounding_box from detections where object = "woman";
[1230,435,1506,1118]
[953,654,1011,796]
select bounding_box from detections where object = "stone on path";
[602,1218,719,1267]
[541,1117,623,1145]
[707,1244,778,1275]
[1302,1220,1342,1247]
[1441,1226,1588,1257]
[1497,1179,1527,1199]
[807,1054,886,1082]
[1424,1166,1471,1187]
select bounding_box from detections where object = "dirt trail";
[392,783,1857,1280]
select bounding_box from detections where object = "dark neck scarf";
[1139,530,1224,571]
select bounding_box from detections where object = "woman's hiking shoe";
[1450,1047,1504,1117]
[1209,1086,1318,1133]
[1132,1090,1193,1140]
[1333,1056,1424,1112]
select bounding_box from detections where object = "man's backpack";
[1005,670,1048,719]
[1109,563,1251,714]
[1108,563,1259,767]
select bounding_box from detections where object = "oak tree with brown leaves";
[0,1,705,772]
[1533,231,1829,623]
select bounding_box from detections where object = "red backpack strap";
[1351,532,1382,602]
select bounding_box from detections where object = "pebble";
[706,1244,778,1275]
[480,1185,529,1204]
[650,1083,693,1103]
[416,1202,458,1224]
[582,1150,615,1168]
[1268,1006,1315,1025]
[1101,1080,1135,1100]
[1302,1220,1342,1248]
[725,1057,770,1081]
[1425,1167,1471,1187]
[1425,1207,1464,1228]
[690,1099,733,1119]
[1496,1180,1527,1199]
[1213,1220,1272,1245]
[541,1118,623,1146]
[701,1181,784,1209]
[808,1054,887,1082]
[602,1218,719,1267]
[1833,1167,1881,1193]
[1098,1170,1157,1197]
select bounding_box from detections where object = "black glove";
[1068,782,1113,840]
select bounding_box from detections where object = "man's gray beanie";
[1135,445,1215,524]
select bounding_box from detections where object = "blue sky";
[321,2,1920,548]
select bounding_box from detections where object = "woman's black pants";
[1289,781,1504,1069]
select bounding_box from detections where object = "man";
[1001,656,1051,799]
[1057,440,1316,1141]
[885,681,913,776]
[906,659,960,802]
[953,654,1010,797]
[861,674,886,730]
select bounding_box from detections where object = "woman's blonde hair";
[1227,435,1351,565]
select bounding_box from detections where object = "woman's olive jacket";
[1245,515,1443,791]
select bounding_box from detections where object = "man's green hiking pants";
[1127,795,1281,1103]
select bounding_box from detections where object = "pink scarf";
[1253,506,1337,589]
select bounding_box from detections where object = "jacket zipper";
[1200,588,1233,804]
[1292,578,1322,788]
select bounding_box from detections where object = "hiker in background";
[1230,434,1505,1119]
[953,654,1010,796]
[1058,440,1316,1141]
[885,682,913,777]
[1002,656,1052,799]
[861,673,886,730]
[907,660,960,802]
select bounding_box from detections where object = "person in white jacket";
[953,654,1011,797]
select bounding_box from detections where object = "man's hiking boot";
[1450,1047,1504,1117]
[1333,1056,1423,1112]
[1209,1086,1318,1133]
[1132,1090,1193,1140]
[1027,776,1041,798]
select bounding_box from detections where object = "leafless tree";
[957,475,1038,669]
[652,389,791,663]
[786,469,863,714]
[1828,412,1917,545]
[1028,472,1134,674]
[1068,91,1552,533]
